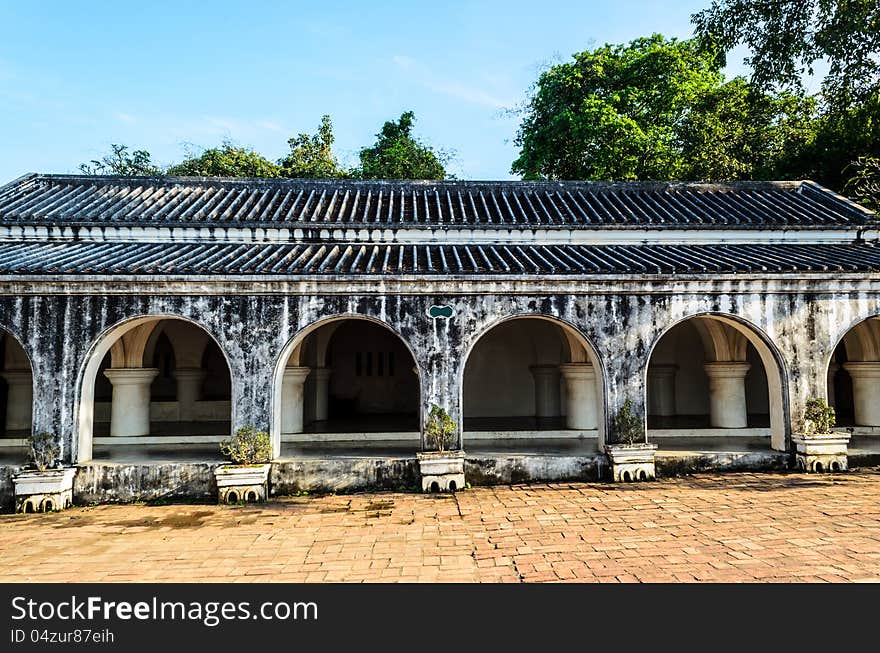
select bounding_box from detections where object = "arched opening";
[79,316,231,463]
[274,317,421,457]
[827,316,880,456]
[0,329,33,464]
[461,316,605,454]
[646,315,787,453]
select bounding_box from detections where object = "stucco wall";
[1,276,879,460]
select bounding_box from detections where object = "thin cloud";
[114,112,137,124]
[392,55,515,109]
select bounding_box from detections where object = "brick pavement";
[1,471,879,582]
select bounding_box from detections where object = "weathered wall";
[2,279,880,462]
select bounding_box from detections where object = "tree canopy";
[692,0,880,110]
[358,111,447,180]
[166,142,281,178]
[278,115,347,178]
[512,34,813,182]
[79,144,163,177]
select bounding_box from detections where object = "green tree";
[358,111,447,180]
[278,115,347,178]
[79,144,163,176]
[692,0,880,110]
[692,1,880,194]
[512,34,813,181]
[166,141,281,178]
[679,78,817,181]
[844,156,880,211]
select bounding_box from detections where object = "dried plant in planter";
[29,431,61,471]
[802,398,836,435]
[219,425,271,465]
[424,404,458,452]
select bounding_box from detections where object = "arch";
[460,313,607,447]
[644,312,790,451]
[76,314,234,463]
[271,314,423,457]
[0,328,35,443]
[826,313,880,428]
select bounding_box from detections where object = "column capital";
[283,366,311,384]
[648,363,678,377]
[842,361,880,379]
[558,362,594,380]
[172,367,207,382]
[103,368,159,386]
[703,362,751,379]
[529,364,560,378]
[1,370,32,384]
[311,367,332,382]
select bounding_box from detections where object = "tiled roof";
[3,241,880,275]
[0,174,873,229]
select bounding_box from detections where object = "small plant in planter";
[417,404,465,493]
[793,397,850,473]
[604,400,657,483]
[215,425,272,504]
[13,432,76,513]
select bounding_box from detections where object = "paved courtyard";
[1,470,879,583]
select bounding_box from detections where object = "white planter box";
[417,451,466,492]
[13,467,77,513]
[605,443,657,482]
[214,464,271,503]
[792,432,850,473]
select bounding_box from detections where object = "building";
[1,173,879,505]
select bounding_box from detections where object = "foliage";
[278,115,347,178]
[166,141,281,178]
[512,34,813,181]
[692,0,880,111]
[219,425,271,465]
[613,399,644,446]
[802,397,836,435]
[844,156,880,212]
[424,404,458,452]
[679,77,817,181]
[29,432,61,472]
[79,144,163,176]
[358,111,448,180]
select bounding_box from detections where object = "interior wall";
[325,321,418,416]
[463,319,567,418]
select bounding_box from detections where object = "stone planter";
[13,467,77,513]
[791,432,851,473]
[604,443,657,482]
[214,464,271,504]
[417,450,466,492]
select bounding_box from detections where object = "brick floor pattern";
[1,471,879,583]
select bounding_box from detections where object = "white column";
[558,363,597,429]
[173,367,206,421]
[311,367,332,422]
[843,362,880,426]
[281,366,311,434]
[529,364,561,418]
[103,368,159,436]
[703,362,751,428]
[647,364,677,416]
[2,370,32,432]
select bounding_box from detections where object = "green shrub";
[29,431,60,471]
[803,397,836,435]
[220,425,271,465]
[613,399,644,446]
[424,404,458,452]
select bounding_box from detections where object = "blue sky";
[0,1,753,183]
